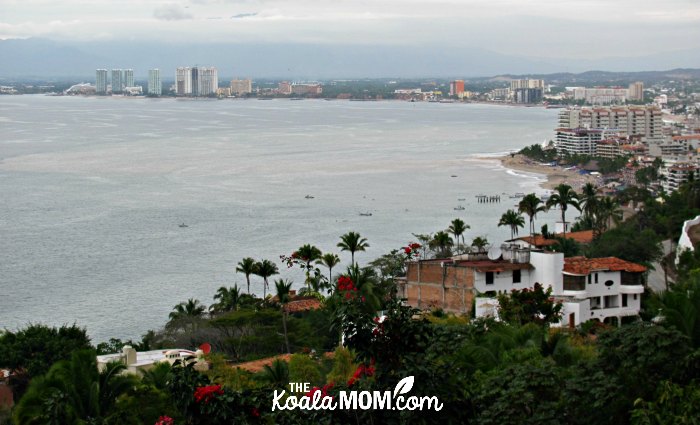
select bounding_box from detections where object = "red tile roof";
[283,298,322,314]
[511,230,595,247]
[563,256,647,275]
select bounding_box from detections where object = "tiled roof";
[563,256,647,275]
[511,230,595,247]
[283,298,322,313]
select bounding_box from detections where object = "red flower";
[251,407,260,418]
[361,296,366,302]
[305,386,321,398]
[155,416,174,425]
[364,365,375,377]
[194,385,224,404]
[410,243,422,250]
[404,247,412,255]
[322,382,335,397]
[347,377,356,387]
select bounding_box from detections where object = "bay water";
[0,96,560,342]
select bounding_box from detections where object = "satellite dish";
[487,246,502,261]
[199,342,211,355]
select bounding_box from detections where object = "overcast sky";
[1,0,699,59]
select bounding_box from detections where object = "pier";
[475,195,501,203]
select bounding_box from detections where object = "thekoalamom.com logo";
[272,376,444,412]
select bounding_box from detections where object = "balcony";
[619,284,644,294]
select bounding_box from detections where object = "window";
[604,280,614,287]
[513,269,521,284]
[595,273,599,283]
[588,275,592,284]
[622,294,628,307]
[633,294,638,300]
[486,272,494,285]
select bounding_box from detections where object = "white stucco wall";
[677,214,700,264]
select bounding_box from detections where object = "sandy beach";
[498,154,603,191]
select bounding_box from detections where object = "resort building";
[449,80,465,97]
[111,69,123,94]
[176,67,193,95]
[230,79,253,96]
[557,106,663,141]
[123,69,134,89]
[291,83,323,96]
[175,66,218,96]
[554,128,603,155]
[399,249,646,327]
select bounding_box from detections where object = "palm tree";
[498,209,525,241]
[431,231,454,258]
[274,278,293,354]
[518,193,546,237]
[258,359,289,388]
[14,350,137,424]
[546,183,580,236]
[254,259,279,299]
[471,236,489,253]
[448,218,470,254]
[595,196,623,235]
[337,231,370,266]
[211,285,242,314]
[317,252,341,288]
[343,264,381,311]
[579,183,599,222]
[168,298,207,332]
[296,244,323,290]
[236,257,256,294]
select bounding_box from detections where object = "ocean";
[0,95,560,342]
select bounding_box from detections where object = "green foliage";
[518,144,557,163]
[0,324,92,378]
[631,380,700,425]
[326,346,357,384]
[287,354,322,386]
[586,226,662,265]
[497,283,563,326]
[552,236,582,257]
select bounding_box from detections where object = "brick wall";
[404,262,475,314]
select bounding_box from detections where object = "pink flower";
[194,385,224,404]
[155,416,174,425]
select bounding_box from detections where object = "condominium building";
[176,66,218,96]
[96,69,108,94]
[278,81,292,95]
[573,87,628,104]
[510,79,544,90]
[628,81,644,101]
[123,69,134,89]
[554,128,603,155]
[557,106,663,141]
[176,67,192,95]
[148,69,162,95]
[111,69,123,94]
[230,79,252,96]
[291,83,323,96]
[449,80,465,97]
[663,163,699,192]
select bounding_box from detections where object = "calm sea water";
[0,96,560,342]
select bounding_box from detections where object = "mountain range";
[1,38,700,80]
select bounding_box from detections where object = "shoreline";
[477,153,603,191]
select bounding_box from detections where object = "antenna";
[487,246,502,261]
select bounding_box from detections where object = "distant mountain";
[486,69,700,84]
[1,38,699,81]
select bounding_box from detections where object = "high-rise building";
[123,69,134,88]
[111,69,123,94]
[148,69,162,95]
[628,81,644,101]
[96,69,108,94]
[557,106,663,141]
[510,79,544,104]
[230,79,253,95]
[197,67,218,96]
[278,81,292,95]
[176,67,192,95]
[449,80,465,97]
[510,79,544,90]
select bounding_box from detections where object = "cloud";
[153,4,193,21]
[231,12,258,19]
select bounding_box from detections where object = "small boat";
[305,195,314,199]
[451,175,458,178]
[454,206,465,211]
[457,198,466,201]
[359,212,372,217]
[179,223,188,228]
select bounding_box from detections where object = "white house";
[96,345,208,375]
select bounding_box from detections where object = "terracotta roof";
[283,298,322,314]
[511,230,595,247]
[563,256,647,275]
[673,135,700,141]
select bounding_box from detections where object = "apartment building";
[230,79,253,96]
[554,128,603,155]
[663,162,699,192]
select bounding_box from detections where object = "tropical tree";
[274,278,294,354]
[337,231,370,266]
[317,252,341,288]
[595,196,623,234]
[254,259,279,299]
[343,264,382,311]
[518,193,546,237]
[471,236,490,253]
[236,257,256,294]
[168,298,207,332]
[257,359,289,389]
[498,209,525,240]
[296,244,323,290]
[430,230,454,258]
[448,218,470,254]
[13,350,137,424]
[579,182,598,222]
[546,183,580,236]
[211,285,243,314]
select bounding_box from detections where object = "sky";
[1,0,699,60]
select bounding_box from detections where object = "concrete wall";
[677,215,700,264]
